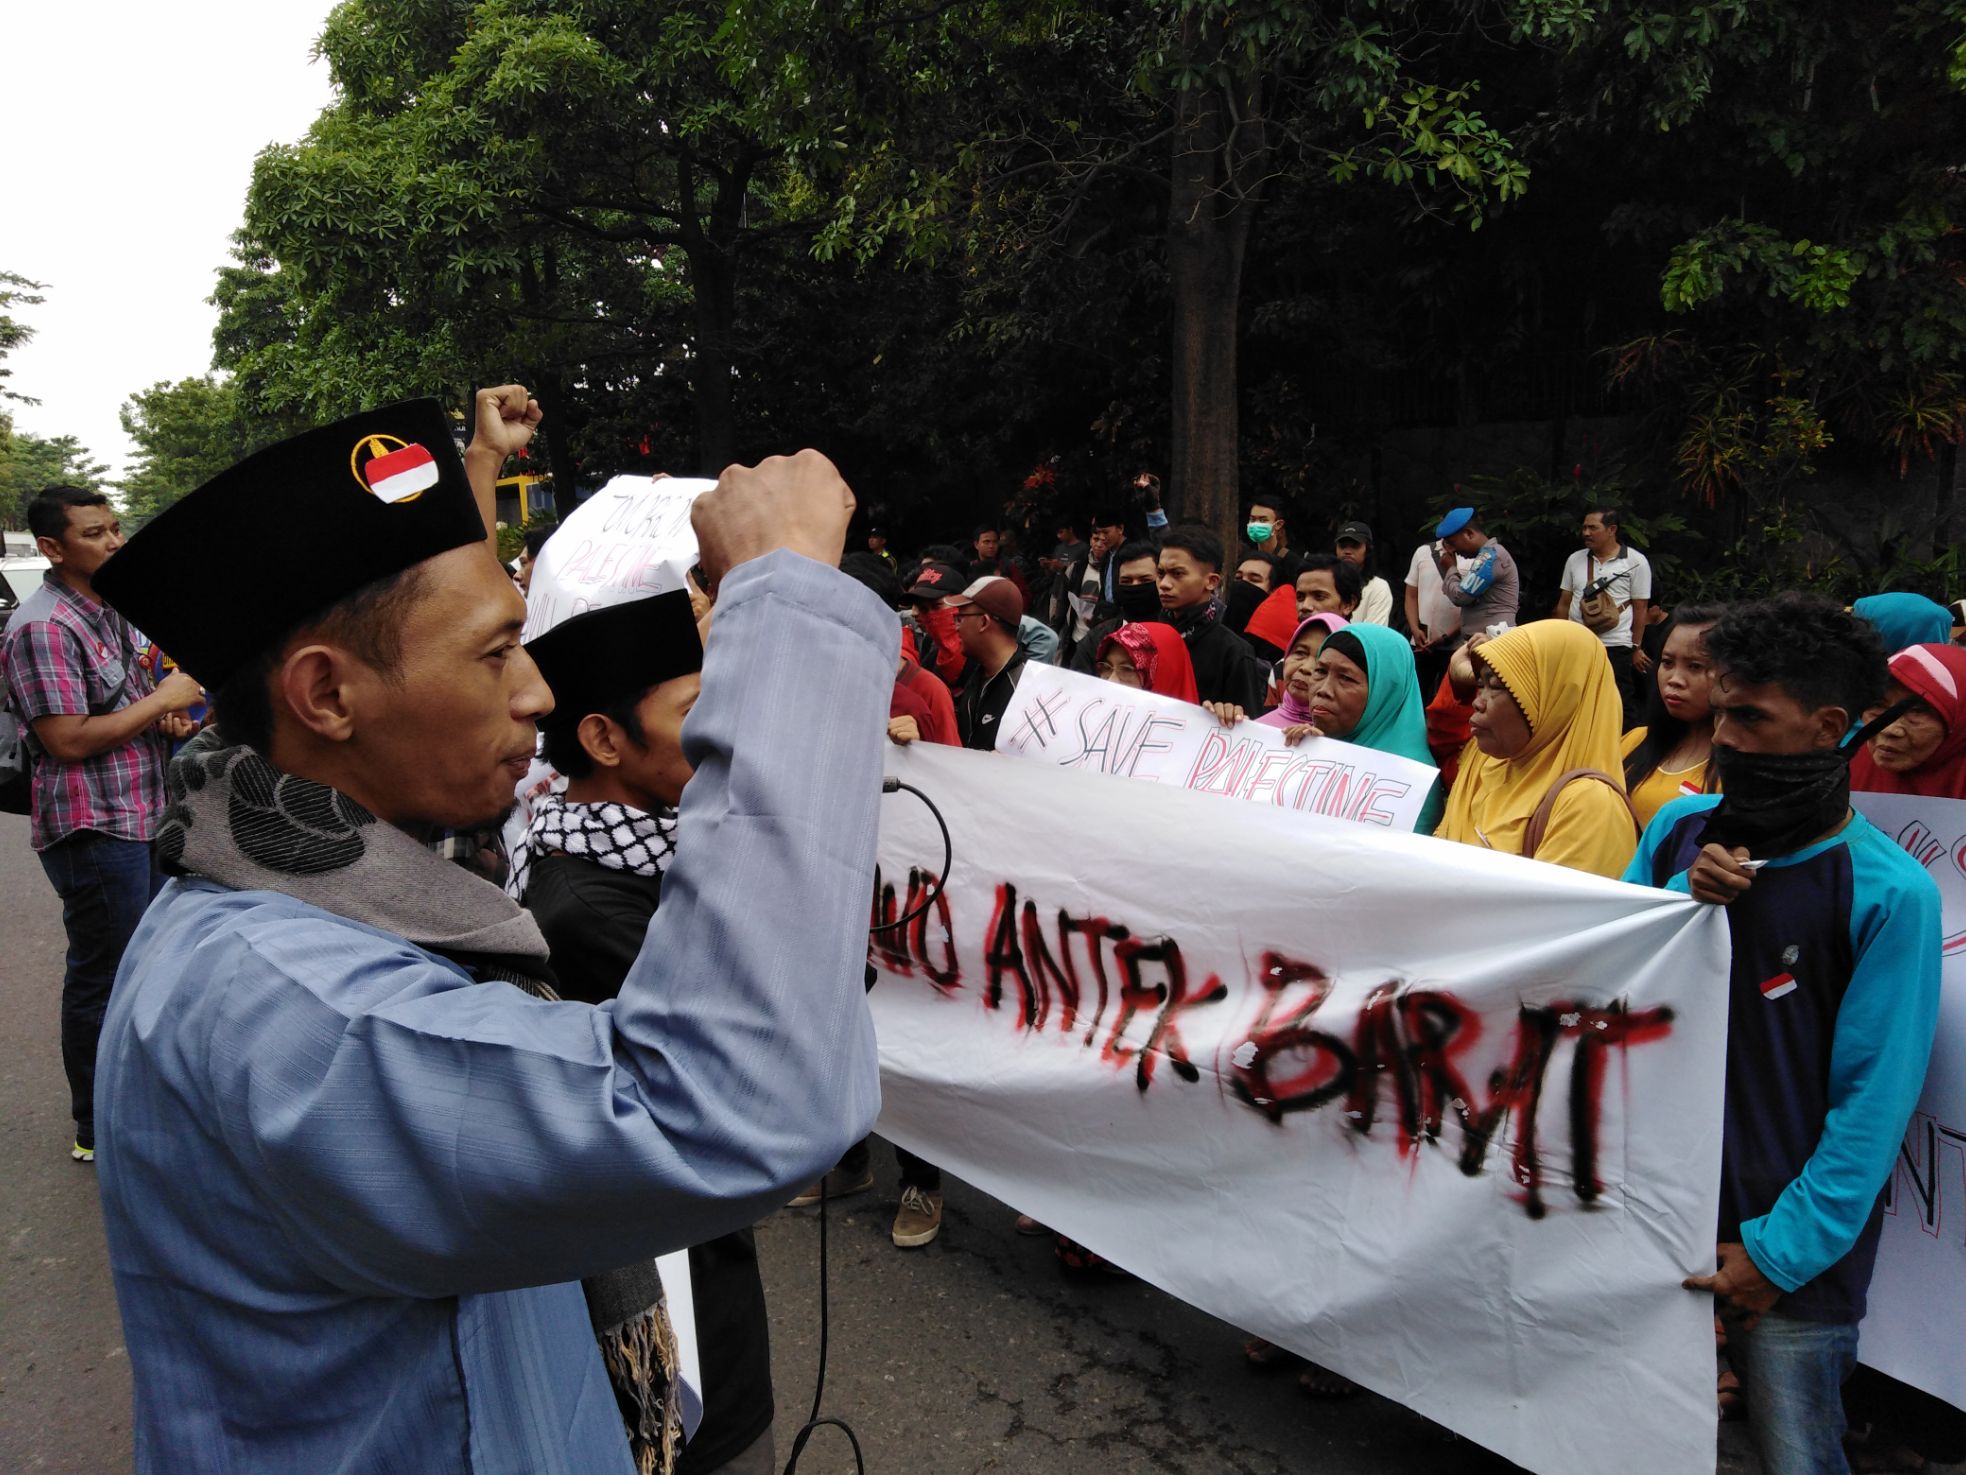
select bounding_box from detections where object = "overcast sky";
[8,3,337,477]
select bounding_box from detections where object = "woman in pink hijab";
[1254,613,1349,729]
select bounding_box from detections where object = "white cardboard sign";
[995,660,1439,832]
[520,474,714,641]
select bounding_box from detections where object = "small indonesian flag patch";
[1759,972,1798,1001]
[363,442,439,503]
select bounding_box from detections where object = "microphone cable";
[869,778,952,937]
[782,776,952,1475]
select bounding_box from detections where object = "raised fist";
[692,449,855,590]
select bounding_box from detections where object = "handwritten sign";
[995,660,1438,831]
[871,742,1730,1475]
[520,474,714,642]
[1851,792,1966,1412]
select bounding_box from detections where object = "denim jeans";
[37,830,163,1148]
[1728,1311,1860,1475]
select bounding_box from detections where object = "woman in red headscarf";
[1094,621,1200,703]
[1851,643,1966,798]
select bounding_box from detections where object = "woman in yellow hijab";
[1435,621,1640,878]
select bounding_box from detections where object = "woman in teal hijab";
[1289,622,1442,831]
[1854,592,1953,655]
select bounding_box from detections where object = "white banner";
[996,661,1439,832]
[870,743,1730,1475]
[1851,793,1966,1410]
[520,473,714,641]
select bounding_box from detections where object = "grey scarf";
[160,728,684,1474]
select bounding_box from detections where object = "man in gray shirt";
[1434,505,1519,633]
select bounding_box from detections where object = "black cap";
[94,398,485,688]
[525,591,702,730]
[905,561,967,601]
[1335,521,1374,546]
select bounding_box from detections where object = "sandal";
[1242,1336,1304,1372]
[1298,1363,1362,1400]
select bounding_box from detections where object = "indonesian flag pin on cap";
[362,441,441,503]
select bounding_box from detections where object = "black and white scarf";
[159,729,686,1474]
[505,794,678,904]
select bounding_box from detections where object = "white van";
[1,531,51,613]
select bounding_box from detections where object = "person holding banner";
[1849,643,1966,800]
[1434,620,1639,877]
[1252,612,1346,731]
[1627,593,1942,1475]
[1302,624,1443,833]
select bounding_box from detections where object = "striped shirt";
[0,572,167,850]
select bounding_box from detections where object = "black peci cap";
[525,590,702,731]
[94,399,486,688]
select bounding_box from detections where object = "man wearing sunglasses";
[946,575,1028,751]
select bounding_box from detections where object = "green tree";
[1585,1,1966,531]
[0,270,46,406]
[117,376,283,527]
[224,0,811,506]
[758,2,1551,540]
[0,430,109,529]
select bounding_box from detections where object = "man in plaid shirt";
[1,486,202,1161]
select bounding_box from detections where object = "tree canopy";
[198,0,1964,593]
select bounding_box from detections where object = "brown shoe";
[787,1163,875,1208]
[891,1186,943,1247]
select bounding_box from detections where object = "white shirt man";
[1554,507,1653,725]
[1556,512,1652,650]
[1405,541,1466,648]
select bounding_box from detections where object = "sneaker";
[71,1142,95,1163]
[787,1163,875,1208]
[891,1186,943,1248]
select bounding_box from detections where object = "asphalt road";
[0,808,1767,1475]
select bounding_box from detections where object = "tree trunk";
[688,247,737,473]
[528,369,585,523]
[1165,40,1263,552]
[679,148,753,475]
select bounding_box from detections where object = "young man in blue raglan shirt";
[1625,592,1941,1475]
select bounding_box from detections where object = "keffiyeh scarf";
[506,794,679,903]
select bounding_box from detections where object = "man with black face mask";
[1624,592,1940,1475]
[1068,541,1163,674]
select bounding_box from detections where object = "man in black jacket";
[1158,524,1267,711]
[1069,540,1168,674]
[515,590,777,1475]
[947,576,1029,751]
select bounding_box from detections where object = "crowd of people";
[0,387,1958,1475]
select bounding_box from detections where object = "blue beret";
[1435,506,1474,538]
